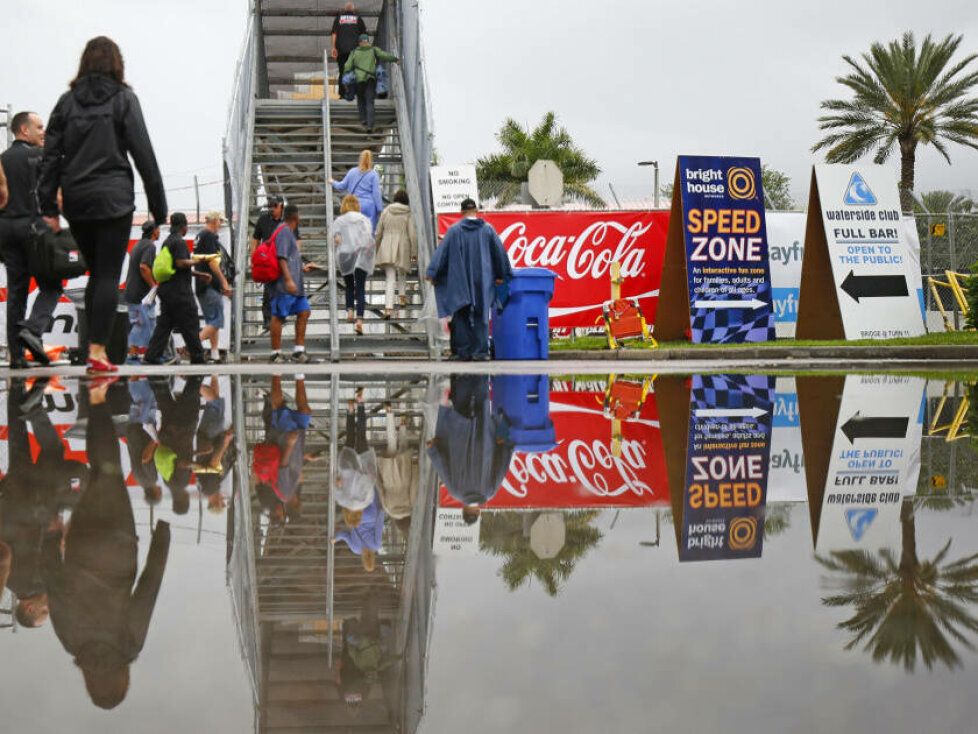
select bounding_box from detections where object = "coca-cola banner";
[439,377,670,509]
[438,211,670,328]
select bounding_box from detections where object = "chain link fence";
[915,212,978,323]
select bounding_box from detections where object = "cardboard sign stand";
[653,166,692,342]
[796,171,846,340]
[795,376,845,544]
[654,375,692,553]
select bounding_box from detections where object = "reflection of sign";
[679,374,775,561]
[655,155,775,344]
[438,378,669,509]
[429,165,479,214]
[438,211,669,329]
[769,377,807,502]
[433,508,481,557]
[797,164,925,340]
[799,375,925,552]
[930,222,946,237]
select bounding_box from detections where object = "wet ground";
[0,369,976,733]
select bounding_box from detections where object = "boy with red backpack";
[260,204,312,363]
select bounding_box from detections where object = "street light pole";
[638,160,659,209]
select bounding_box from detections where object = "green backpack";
[152,244,176,283]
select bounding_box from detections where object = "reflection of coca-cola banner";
[439,378,670,509]
[438,212,670,328]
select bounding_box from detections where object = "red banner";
[437,211,670,328]
[438,378,670,509]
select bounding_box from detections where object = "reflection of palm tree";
[764,503,793,540]
[816,499,978,670]
[479,511,602,597]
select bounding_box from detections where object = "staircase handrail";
[322,50,341,361]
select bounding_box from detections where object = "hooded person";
[425,198,513,361]
[426,375,514,525]
[38,36,167,373]
[44,382,170,710]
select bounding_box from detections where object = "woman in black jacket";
[38,36,167,373]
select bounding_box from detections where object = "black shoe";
[9,357,29,369]
[18,329,50,365]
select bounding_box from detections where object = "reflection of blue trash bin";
[493,374,557,453]
[491,268,556,360]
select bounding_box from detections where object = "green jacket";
[344,45,398,84]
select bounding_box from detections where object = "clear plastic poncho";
[333,211,376,276]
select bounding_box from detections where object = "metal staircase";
[226,0,439,362]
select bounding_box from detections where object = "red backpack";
[252,442,282,489]
[251,224,286,283]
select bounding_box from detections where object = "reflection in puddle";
[0,371,977,731]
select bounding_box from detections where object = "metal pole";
[653,164,660,210]
[327,373,338,668]
[608,183,621,209]
[194,175,201,225]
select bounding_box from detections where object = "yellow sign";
[930,223,947,237]
[931,475,947,489]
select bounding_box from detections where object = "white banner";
[429,165,479,214]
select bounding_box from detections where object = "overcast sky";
[4,0,978,213]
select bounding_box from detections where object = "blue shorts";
[127,303,156,348]
[272,407,311,432]
[270,293,310,320]
[198,288,224,328]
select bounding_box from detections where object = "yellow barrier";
[927,270,972,332]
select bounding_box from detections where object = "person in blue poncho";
[425,198,513,360]
[330,149,384,230]
[427,375,514,525]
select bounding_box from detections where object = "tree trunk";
[899,498,918,574]
[899,138,916,213]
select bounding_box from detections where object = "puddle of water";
[1,372,976,732]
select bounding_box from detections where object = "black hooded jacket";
[38,74,166,223]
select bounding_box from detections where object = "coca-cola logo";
[499,438,654,499]
[498,220,651,280]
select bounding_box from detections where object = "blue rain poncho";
[425,217,513,324]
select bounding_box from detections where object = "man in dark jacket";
[44,387,170,710]
[425,198,513,360]
[332,2,367,98]
[124,219,159,363]
[143,213,210,365]
[0,111,64,368]
[0,378,88,628]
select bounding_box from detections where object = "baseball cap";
[358,33,370,43]
[267,195,283,206]
[460,197,478,212]
[205,210,227,223]
[141,219,158,235]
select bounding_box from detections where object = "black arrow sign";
[841,271,909,303]
[841,413,909,444]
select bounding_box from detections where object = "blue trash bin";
[492,374,557,453]
[491,268,556,360]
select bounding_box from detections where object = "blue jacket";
[333,167,383,230]
[336,490,385,554]
[425,217,513,323]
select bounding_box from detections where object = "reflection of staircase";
[230,0,438,361]
[237,374,430,732]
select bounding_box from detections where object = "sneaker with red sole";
[86,357,119,374]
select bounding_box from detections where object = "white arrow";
[693,298,766,310]
[695,407,768,419]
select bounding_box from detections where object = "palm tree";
[915,189,976,214]
[816,498,978,670]
[812,32,978,212]
[763,503,794,539]
[476,112,604,208]
[479,510,603,597]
